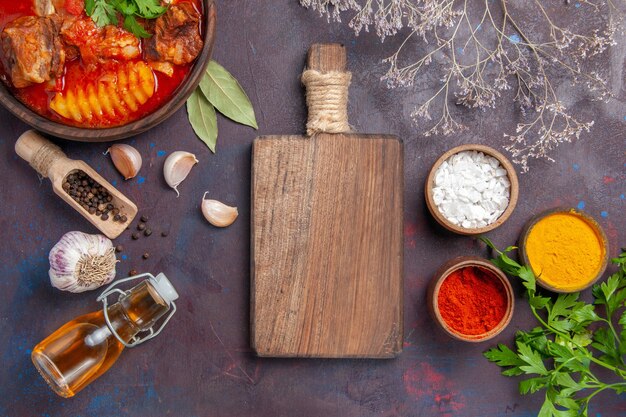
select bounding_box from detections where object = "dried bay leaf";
[187,89,218,152]
[200,60,258,129]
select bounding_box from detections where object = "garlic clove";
[48,231,117,293]
[201,193,238,227]
[164,151,198,197]
[108,144,142,180]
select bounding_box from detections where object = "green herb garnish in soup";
[0,0,204,128]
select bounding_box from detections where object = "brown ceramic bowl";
[519,207,609,293]
[0,0,216,142]
[425,144,519,235]
[427,256,514,342]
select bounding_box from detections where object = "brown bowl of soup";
[0,0,216,141]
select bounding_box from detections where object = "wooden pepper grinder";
[251,44,404,358]
[15,130,137,239]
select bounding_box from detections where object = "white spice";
[432,150,510,229]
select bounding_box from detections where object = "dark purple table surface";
[0,2,624,416]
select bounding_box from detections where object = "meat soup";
[0,0,204,128]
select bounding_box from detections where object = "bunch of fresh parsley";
[85,0,167,38]
[481,238,626,417]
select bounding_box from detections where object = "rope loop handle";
[301,69,352,136]
[30,142,65,178]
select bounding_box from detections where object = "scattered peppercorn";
[132,233,140,240]
[142,252,150,259]
[128,269,138,276]
[144,229,152,237]
[115,245,124,253]
[137,223,146,231]
[161,231,169,237]
[140,215,149,222]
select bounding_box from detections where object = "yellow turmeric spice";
[525,211,606,292]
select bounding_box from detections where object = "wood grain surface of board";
[251,133,403,358]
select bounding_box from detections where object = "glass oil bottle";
[31,273,178,398]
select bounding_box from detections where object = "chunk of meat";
[146,3,203,65]
[61,0,85,16]
[148,60,174,77]
[1,16,65,88]
[34,0,56,16]
[61,18,140,67]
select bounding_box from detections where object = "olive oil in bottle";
[32,273,178,398]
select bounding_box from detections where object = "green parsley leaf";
[592,327,622,367]
[552,395,580,416]
[570,331,593,348]
[530,295,551,310]
[518,266,537,292]
[517,342,549,375]
[553,372,580,391]
[593,274,625,316]
[537,397,556,417]
[115,0,138,16]
[484,343,526,370]
[123,15,151,38]
[549,293,580,321]
[516,327,549,356]
[133,0,167,18]
[85,0,96,15]
[570,304,600,326]
[88,0,118,27]
[520,376,548,394]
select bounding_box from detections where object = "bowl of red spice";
[428,256,514,342]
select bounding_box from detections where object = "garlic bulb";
[201,193,238,227]
[49,231,117,293]
[164,151,198,197]
[107,144,142,180]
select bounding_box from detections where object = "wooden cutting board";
[251,44,403,358]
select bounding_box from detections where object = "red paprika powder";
[437,266,507,335]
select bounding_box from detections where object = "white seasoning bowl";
[425,144,519,235]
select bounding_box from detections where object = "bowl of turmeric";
[427,256,514,342]
[519,208,609,293]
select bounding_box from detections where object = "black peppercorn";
[161,231,169,237]
[140,215,149,222]
[115,245,124,253]
[144,229,152,237]
[132,233,139,240]
[137,223,146,231]
[142,252,150,259]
